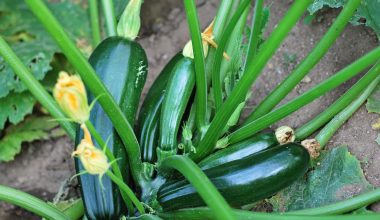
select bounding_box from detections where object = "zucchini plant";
[1,0,380,220]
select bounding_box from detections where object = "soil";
[1,0,379,219]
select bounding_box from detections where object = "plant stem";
[296,68,380,140]
[0,185,70,220]
[159,208,380,220]
[213,0,234,41]
[84,121,134,214]
[245,0,361,123]
[243,0,264,72]
[212,0,251,112]
[315,74,380,148]
[62,199,85,220]
[0,37,76,139]
[183,0,207,130]
[160,155,235,220]
[100,0,117,37]
[228,48,380,145]
[89,0,102,46]
[25,0,144,186]
[106,171,145,214]
[288,188,380,215]
[191,0,312,162]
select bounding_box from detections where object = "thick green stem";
[212,0,251,112]
[288,188,380,215]
[106,171,145,215]
[0,185,70,220]
[315,74,380,148]
[228,48,380,145]
[0,37,76,139]
[100,0,117,37]
[183,0,207,130]
[160,155,235,220]
[62,199,85,220]
[84,121,134,213]
[243,0,264,72]
[25,0,144,186]
[245,0,361,123]
[89,0,101,46]
[296,67,380,140]
[159,208,380,220]
[191,0,312,162]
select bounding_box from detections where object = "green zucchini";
[198,133,278,170]
[159,54,195,154]
[157,143,310,211]
[137,54,183,163]
[75,36,148,219]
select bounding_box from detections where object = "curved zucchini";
[137,54,183,163]
[157,143,310,211]
[159,54,195,153]
[75,36,148,220]
[198,133,278,170]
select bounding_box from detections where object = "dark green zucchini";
[75,36,148,220]
[159,54,195,153]
[157,143,310,211]
[137,54,183,163]
[198,133,278,170]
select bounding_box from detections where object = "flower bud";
[53,71,89,124]
[72,125,110,176]
[117,0,143,40]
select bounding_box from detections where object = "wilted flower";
[72,124,110,176]
[53,71,89,124]
[183,19,230,60]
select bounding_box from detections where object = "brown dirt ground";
[1,0,380,219]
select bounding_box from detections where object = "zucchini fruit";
[137,54,182,163]
[75,36,148,219]
[157,143,310,211]
[159,54,195,153]
[198,133,278,170]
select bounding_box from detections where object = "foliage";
[270,146,373,211]
[0,0,91,130]
[0,116,64,162]
[309,0,380,37]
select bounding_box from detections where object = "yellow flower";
[72,124,110,176]
[183,19,230,60]
[53,71,89,124]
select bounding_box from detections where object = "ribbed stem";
[212,0,252,112]
[0,185,70,220]
[0,37,76,139]
[228,49,380,144]
[183,0,207,130]
[100,0,117,37]
[245,0,362,123]
[191,0,312,162]
[160,155,235,220]
[25,0,144,186]
[243,0,264,72]
[89,0,101,46]
[316,74,380,148]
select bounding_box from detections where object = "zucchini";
[198,133,278,170]
[159,54,195,154]
[157,143,310,211]
[137,54,183,163]
[75,36,148,219]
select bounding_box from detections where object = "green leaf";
[0,92,35,129]
[0,0,91,128]
[269,146,374,212]
[0,116,63,162]
[309,0,380,37]
[366,80,380,113]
